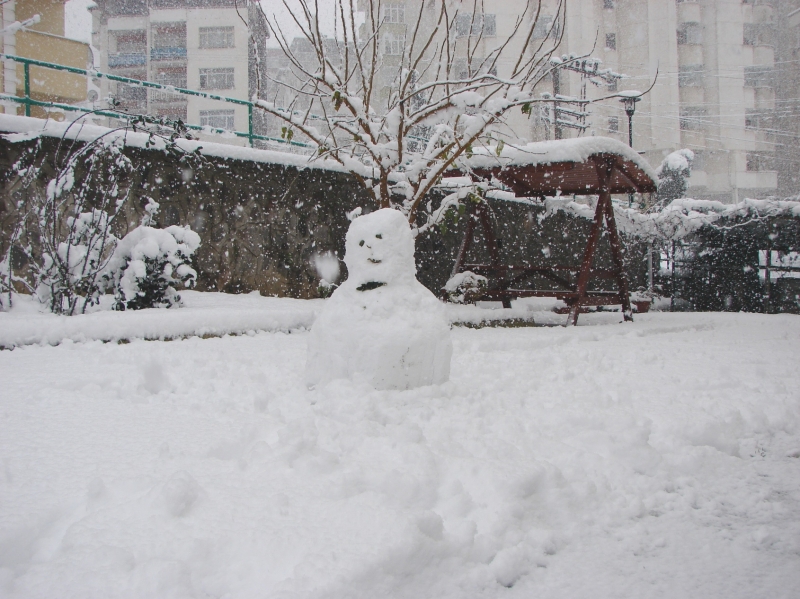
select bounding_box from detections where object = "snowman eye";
[359,240,365,246]
[375,234,382,239]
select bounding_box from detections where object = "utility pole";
[553,68,562,140]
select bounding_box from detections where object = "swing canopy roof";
[458,137,658,196]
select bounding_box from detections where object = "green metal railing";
[0,54,312,149]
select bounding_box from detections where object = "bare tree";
[256,0,568,225]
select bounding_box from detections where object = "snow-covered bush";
[104,225,200,311]
[34,132,133,315]
[444,271,488,304]
[656,149,694,206]
[37,208,118,315]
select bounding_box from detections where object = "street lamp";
[620,94,641,148]
[619,94,641,207]
[619,93,652,294]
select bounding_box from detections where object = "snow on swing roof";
[464,136,658,196]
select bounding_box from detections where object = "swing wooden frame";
[448,149,657,325]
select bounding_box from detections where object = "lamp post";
[620,94,641,208]
[619,93,652,294]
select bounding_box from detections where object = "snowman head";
[344,208,416,288]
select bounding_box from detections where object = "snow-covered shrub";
[656,149,694,206]
[37,208,118,315]
[105,225,201,310]
[444,271,488,304]
[35,132,133,315]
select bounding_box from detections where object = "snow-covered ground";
[1,299,799,598]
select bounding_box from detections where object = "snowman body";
[306,209,452,390]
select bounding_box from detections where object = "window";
[680,107,706,130]
[199,67,234,89]
[384,32,405,55]
[747,151,775,171]
[692,150,705,171]
[156,106,187,121]
[743,23,757,46]
[151,22,186,60]
[605,33,616,50]
[199,26,234,49]
[608,116,619,132]
[383,3,405,24]
[119,84,147,101]
[155,67,186,88]
[532,15,556,40]
[744,65,774,87]
[200,109,235,130]
[152,22,186,48]
[113,30,146,53]
[677,22,703,45]
[679,64,704,87]
[743,23,774,47]
[454,13,496,38]
[603,0,615,8]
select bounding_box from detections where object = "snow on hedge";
[542,196,800,241]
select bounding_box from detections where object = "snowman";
[306,208,452,390]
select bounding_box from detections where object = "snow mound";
[306,209,452,390]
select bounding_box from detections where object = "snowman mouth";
[357,281,386,291]
[368,258,382,264]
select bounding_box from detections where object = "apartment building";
[91,0,266,144]
[535,0,800,202]
[1,0,91,117]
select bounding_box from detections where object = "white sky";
[64,0,358,47]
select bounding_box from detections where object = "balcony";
[150,90,188,103]
[150,47,187,61]
[108,52,146,68]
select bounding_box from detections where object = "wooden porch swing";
[447,139,658,325]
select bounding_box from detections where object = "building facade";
[91,0,266,145]
[524,0,797,202]
[1,0,91,118]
